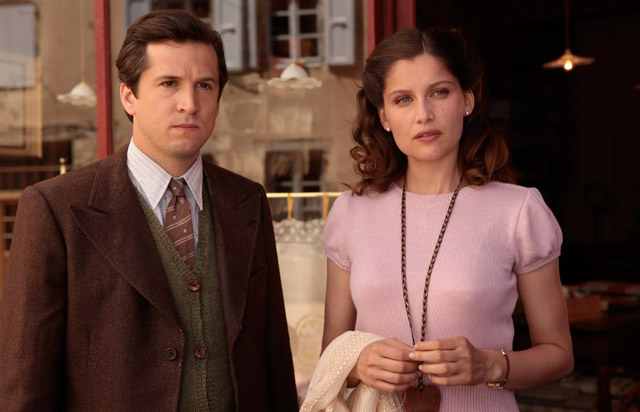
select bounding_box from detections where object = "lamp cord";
[564,0,570,51]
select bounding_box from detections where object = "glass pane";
[272,39,290,58]
[271,0,289,12]
[191,0,210,18]
[154,0,185,9]
[299,15,317,34]
[271,15,289,36]
[298,0,318,10]
[299,38,318,57]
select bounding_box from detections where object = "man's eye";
[198,83,212,89]
[163,81,176,87]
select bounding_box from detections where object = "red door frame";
[94,0,112,159]
[366,0,416,55]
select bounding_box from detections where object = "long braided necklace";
[401,177,462,412]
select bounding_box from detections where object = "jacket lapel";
[204,162,260,344]
[69,146,180,326]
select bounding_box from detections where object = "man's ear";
[378,107,390,131]
[120,83,136,117]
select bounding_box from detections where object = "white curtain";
[274,218,327,401]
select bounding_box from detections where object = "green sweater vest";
[137,186,234,412]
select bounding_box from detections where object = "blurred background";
[0,1,639,410]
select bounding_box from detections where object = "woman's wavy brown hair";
[350,27,515,195]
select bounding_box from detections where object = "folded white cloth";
[300,331,403,412]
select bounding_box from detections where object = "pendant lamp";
[542,0,594,71]
[57,0,96,106]
[267,0,322,89]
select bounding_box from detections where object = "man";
[0,9,298,412]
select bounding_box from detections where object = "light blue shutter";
[324,0,355,65]
[127,0,151,28]
[0,3,37,87]
[215,0,244,71]
[246,0,257,68]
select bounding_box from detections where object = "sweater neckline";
[389,181,472,208]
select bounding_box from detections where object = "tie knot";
[168,178,187,197]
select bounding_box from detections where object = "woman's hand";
[409,337,506,386]
[349,338,421,393]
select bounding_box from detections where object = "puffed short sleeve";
[514,188,563,275]
[322,192,351,271]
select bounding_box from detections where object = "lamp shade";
[268,63,322,90]
[542,48,595,71]
[57,81,96,107]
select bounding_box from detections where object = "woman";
[319,28,574,411]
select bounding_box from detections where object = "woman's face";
[378,53,474,170]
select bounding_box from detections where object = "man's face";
[120,41,220,174]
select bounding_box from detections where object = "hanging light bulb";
[542,0,594,71]
[564,60,573,71]
[267,0,322,90]
[58,0,96,106]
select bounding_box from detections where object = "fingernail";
[408,352,415,360]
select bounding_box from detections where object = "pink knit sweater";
[323,181,562,412]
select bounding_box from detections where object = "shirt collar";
[127,138,204,211]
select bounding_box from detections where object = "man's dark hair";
[116,9,228,122]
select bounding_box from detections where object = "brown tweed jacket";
[0,145,298,412]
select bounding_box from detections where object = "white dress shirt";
[126,138,204,249]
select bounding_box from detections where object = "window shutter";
[324,0,355,66]
[215,0,244,71]
[126,0,151,28]
[246,0,258,69]
[0,4,37,87]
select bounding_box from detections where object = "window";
[265,146,325,221]
[0,3,41,158]
[126,0,355,72]
[214,0,355,72]
[270,0,321,66]
[126,0,212,29]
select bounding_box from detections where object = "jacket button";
[188,280,201,292]
[194,346,206,359]
[165,348,178,360]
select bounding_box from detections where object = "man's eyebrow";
[153,75,218,84]
[196,77,218,84]
[152,75,180,83]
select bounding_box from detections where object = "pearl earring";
[465,111,470,116]
[386,127,391,132]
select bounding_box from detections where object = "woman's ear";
[378,107,390,131]
[463,90,475,115]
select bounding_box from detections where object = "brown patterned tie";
[164,178,196,270]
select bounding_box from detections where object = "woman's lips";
[414,130,441,141]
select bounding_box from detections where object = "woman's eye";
[396,96,411,104]
[433,89,449,97]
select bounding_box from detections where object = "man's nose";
[177,87,198,114]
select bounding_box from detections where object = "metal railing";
[266,191,342,220]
